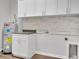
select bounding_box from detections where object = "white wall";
[10,0,17,20]
[10,0,22,32]
[22,16,79,35]
[0,0,10,27]
[0,0,10,51]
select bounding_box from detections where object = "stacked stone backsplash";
[22,16,79,35]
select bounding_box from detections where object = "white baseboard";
[0,49,2,52]
[35,51,67,59]
[12,53,27,59]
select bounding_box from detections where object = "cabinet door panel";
[46,0,57,15]
[26,0,35,16]
[18,38,28,57]
[35,0,45,16]
[18,0,26,17]
[12,37,19,55]
[70,0,79,14]
[50,35,67,56]
[57,0,68,14]
[37,35,67,56]
[18,0,35,17]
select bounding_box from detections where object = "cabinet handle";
[65,37,68,41]
[42,11,45,16]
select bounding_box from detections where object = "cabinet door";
[28,34,36,59]
[18,38,28,57]
[35,0,45,16]
[50,35,67,56]
[12,34,28,57]
[18,0,35,17]
[57,0,68,14]
[37,34,50,51]
[37,34,67,56]
[25,0,35,16]
[18,0,26,17]
[70,0,79,14]
[46,0,57,15]
[12,36,19,55]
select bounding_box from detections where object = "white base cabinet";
[36,34,67,59]
[36,34,79,59]
[12,33,79,59]
[12,34,36,59]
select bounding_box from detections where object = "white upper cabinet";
[18,0,26,17]
[25,0,35,16]
[70,0,79,14]
[18,0,35,17]
[35,0,45,16]
[46,0,58,15]
[18,0,79,17]
[57,0,68,14]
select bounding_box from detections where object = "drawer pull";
[65,37,68,41]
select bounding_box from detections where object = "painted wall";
[0,0,10,51]
[0,0,10,27]
[10,0,22,32]
[10,0,17,20]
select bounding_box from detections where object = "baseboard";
[0,49,2,52]
[12,53,26,59]
[12,54,26,59]
[35,51,67,59]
